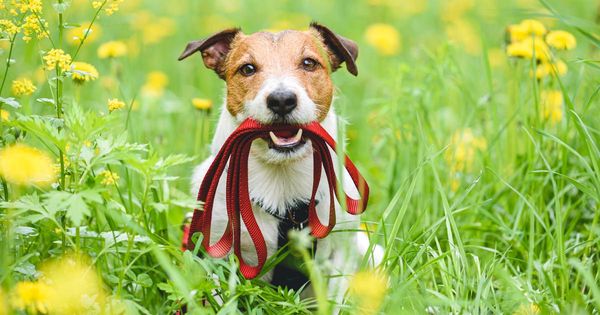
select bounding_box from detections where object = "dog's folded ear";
[310,22,358,76]
[178,28,241,79]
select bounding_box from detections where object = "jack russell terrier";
[180,22,383,304]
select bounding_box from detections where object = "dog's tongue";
[269,129,303,147]
[272,130,296,138]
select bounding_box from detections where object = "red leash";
[187,118,369,279]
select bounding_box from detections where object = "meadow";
[1,0,600,314]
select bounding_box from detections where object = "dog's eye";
[301,58,318,71]
[239,64,257,76]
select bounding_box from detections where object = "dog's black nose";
[267,90,297,116]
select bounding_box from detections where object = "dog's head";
[179,23,358,163]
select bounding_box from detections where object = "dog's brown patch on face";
[223,30,334,121]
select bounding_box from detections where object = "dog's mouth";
[265,128,306,152]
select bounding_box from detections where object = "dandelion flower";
[0,110,9,121]
[192,98,212,111]
[10,281,51,314]
[97,40,128,58]
[540,90,563,124]
[535,60,567,79]
[444,129,487,174]
[141,71,168,98]
[0,144,56,187]
[43,49,72,72]
[506,37,550,61]
[348,270,388,315]
[507,19,547,43]
[107,99,126,113]
[364,23,401,56]
[99,170,120,185]
[67,23,101,45]
[40,254,108,314]
[70,61,99,84]
[545,30,576,50]
[445,19,481,55]
[519,19,546,37]
[11,78,36,97]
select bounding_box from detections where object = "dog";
[180,22,383,306]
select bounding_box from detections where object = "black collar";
[253,199,319,229]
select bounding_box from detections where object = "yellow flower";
[43,49,72,72]
[11,78,36,97]
[21,14,49,42]
[348,270,388,315]
[545,30,576,50]
[0,144,56,187]
[444,129,487,174]
[40,254,108,314]
[67,23,101,45]
[141,71,168,98]
[0,19,20,37]
[540,90,563,124]
[513,303,540,315]
[0,288,7,315]
[440,0,474,22]
[506,37,551,61]
[93,0,124,15]
[192,98,212,111]
[0,110,9,121]
[534,60,567,79]
[70,61,99,84]
[10,281,51,314]
[97,40,128,59]
[11,0,42,14]
[99,170,120,185]
[131,12,175,44]
[445,19,481,55]
[507,19,547,43]
[364,23,401,56]
[107,98,126,113]
[519,19,546,37]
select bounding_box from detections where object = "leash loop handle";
[187,118,369,279]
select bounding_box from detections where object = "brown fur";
[223,30,334,121]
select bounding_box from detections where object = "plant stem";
[70,0,107,63]
[0,35,18,151]
[56,0,66,190]
[0,35,17,96]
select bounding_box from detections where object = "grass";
[1,0,600,314]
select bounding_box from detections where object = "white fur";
[190,80,382,307]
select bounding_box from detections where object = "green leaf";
[44,189,103,226]
[137,273,153,288]
[36,98,56,106]
[0,97,20,109]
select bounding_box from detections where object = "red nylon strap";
[187,118,369,279]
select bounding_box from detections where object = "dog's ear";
[310,22,358,76]
[178,28,241,79]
